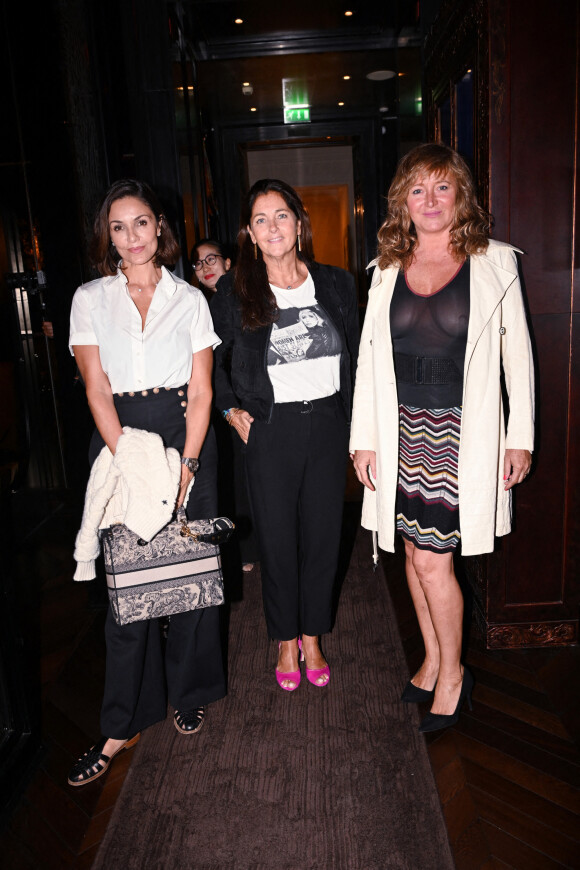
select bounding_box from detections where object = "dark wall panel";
[508,0,576,315]
[501,313,570,606]
[485,0,579,643]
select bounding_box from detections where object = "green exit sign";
[284,106,310,124]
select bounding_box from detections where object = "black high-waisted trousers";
[89,386,226,739]
[243,393,349,641]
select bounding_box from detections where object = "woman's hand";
[352,449,377,492]
[503,449,532,490]
[228,409,254,444]
[176,463,195,509]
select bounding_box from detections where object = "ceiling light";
[250,107,257,112]
[343,75,351,80]
[367,70,396,81]
[344,10,353,16]
[338,101,345,106]
[234,18,243,24]
[243,82,250,86]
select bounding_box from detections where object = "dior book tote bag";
[101,510,234,626]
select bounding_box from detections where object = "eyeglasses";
[193,253,223,271]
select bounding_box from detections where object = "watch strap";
[181,456,200,473]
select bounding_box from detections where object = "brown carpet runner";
[92,522,454,869]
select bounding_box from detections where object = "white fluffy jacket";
[73,427,187,581]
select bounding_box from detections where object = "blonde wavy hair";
[377,143,491,269]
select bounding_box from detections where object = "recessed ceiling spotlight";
[343,75,351,80]
[234,18,243,24]
[338,101,345,106]
[398,72,405,77]
[250,107,257,112]
[243,82,250,86]
[344,10,353,16]
[367,70,396,81]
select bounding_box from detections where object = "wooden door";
[295,184,350,271]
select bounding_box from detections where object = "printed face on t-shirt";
[268,304,340,366]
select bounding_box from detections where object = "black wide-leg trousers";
[89,387,226,739]
[243,394,349,641]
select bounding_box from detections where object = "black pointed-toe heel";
[400,680,436,703]
[418,667,474,733]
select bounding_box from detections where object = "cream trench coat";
[349,239,535,557]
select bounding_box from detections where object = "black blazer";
[210,262,360,423]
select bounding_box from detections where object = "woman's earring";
[297,234,301,252]
[254,242,258,260]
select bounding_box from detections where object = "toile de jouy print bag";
[100,509,234,625]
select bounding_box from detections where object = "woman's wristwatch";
[181,456,200,474]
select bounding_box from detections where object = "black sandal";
[67,733,140,787]
[174,707,205,734]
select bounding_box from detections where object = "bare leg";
[277,638,300,689]
[403,540,440,691]
[409,544,464,715]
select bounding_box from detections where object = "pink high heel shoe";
[300,638,330,687]
[275,640,304,692]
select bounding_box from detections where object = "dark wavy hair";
[234,178,315,330]
[377,143,491,269]
[90,179,181,276]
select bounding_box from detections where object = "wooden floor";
[387,546,580,870]
[1,490,579,869]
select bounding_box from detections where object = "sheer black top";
[390,259,470,408]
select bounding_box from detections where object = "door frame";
[213,118,384,301]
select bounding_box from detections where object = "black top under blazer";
[210,262,360,424]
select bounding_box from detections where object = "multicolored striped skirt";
[396,405,462,553]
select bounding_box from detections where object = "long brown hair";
[234,178,315,330]
[377,143,491,269]
[90,179,181,276]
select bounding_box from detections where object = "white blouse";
[69,266,221,393]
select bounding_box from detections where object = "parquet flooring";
[1,489,579,869]
[385,543,580,870]
[0,490,138,870]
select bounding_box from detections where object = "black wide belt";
[276,393,339,414]
[394,353,462,385]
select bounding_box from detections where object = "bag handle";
[177,511,235,545]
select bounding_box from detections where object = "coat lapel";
[465,253,519,366]
[373,266,398,340]
[310,264,336,320]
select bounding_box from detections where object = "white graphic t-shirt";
[268,273,342,403]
